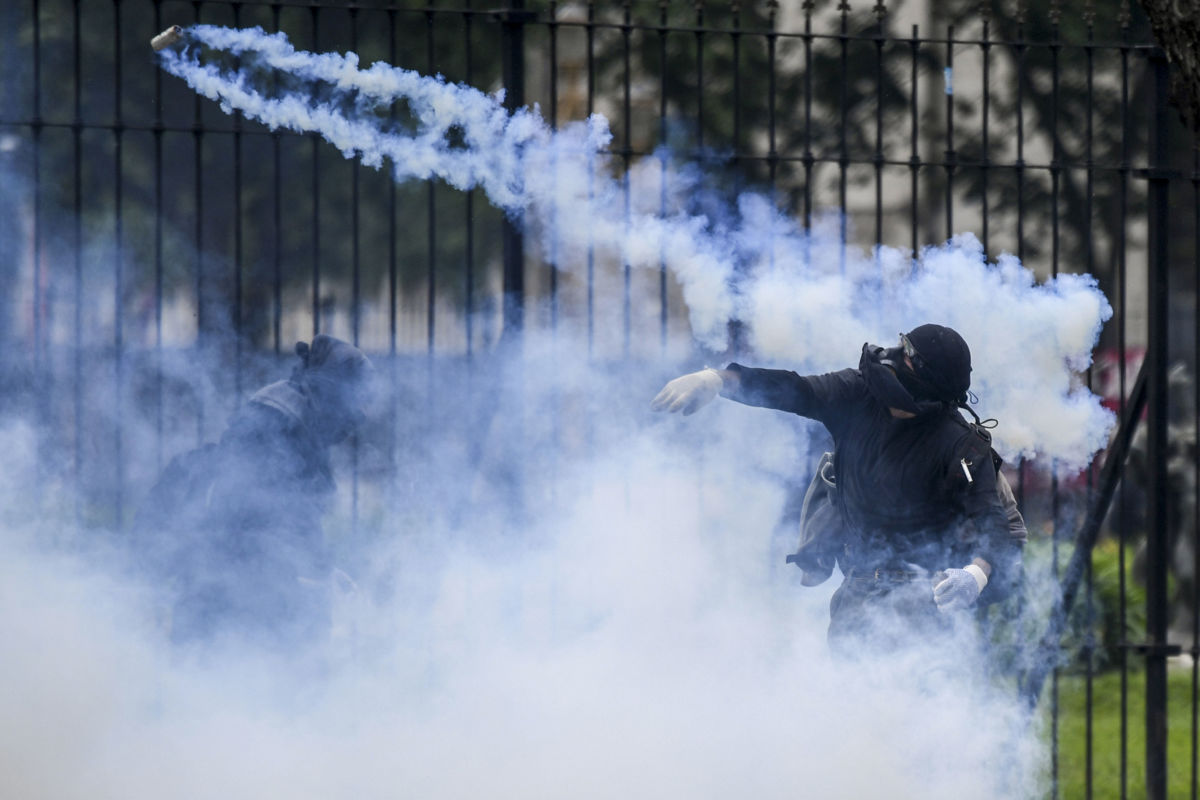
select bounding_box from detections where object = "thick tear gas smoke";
[157,24,1114,471]
[2,23,1120,799]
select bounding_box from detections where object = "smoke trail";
[156,24,1114,471]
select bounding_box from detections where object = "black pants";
[827,574,958,661]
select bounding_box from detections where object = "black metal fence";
[2,1,1199,797]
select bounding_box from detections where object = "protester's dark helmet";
[902,323,972,405]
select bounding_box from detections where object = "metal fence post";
[500,0,529,340]
[1144,45,1174,800]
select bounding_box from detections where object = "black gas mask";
[881,340,946,405]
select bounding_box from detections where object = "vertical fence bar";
[153,0,164,468]
[1193,139,1200,800]
[501,0,526,341]
[767,1,778,269]
[837,1,848,265]
[1149,39,1180,794]
[271,5,281,355]
[873,4,884,256]
[585,0,594,356]
[1117,12,1131,797]
[1144,46,1173,800]
[803,3,814,232]
[387,9,397,360]
[31,0,42,462]
[767,2,778,196]
[1013,5,1027,529]
[980,10,990,254]
[943,24,954,239]
[1084,9,1096,797]
[386,8,398,497]
[908,24,919,260]
[72,0,83,522]
[350,6,361,538]
[1049,9,1062,793]
[233,4,244,399]
[351,7,360,349]
[310,5,321,338]
[193,0,206,443]
[113,0,125,526]
[465,2,477,354]
[622,0,632,357]
[658,0,668,353]
[547,1,558,336]
[1014,7,1026,266]
[727,1,744,353]
[731,2,741,169]
[427,5,438,356]
[694,1,704,153]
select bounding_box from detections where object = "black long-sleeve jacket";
[724,360,1024,601]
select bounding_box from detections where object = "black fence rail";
[1,2,1198,798]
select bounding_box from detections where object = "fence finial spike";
[1015,0,1026,26]
[839,0,851,13]
[1083,0,1095,27]
[1049,0,1061,25]
[980,0,992,22]
[1118,0,1131,29]
[874,0,888,21]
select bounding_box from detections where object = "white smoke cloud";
[737,226,1115,471]
[157,25,1115,472]
[0,390,1049,799]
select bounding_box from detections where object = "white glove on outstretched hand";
[933,564,988,612]
[651,368,723,416]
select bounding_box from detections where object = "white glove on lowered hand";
[933,564,988,612]
[651,368,723,416]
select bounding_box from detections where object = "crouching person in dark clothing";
[652,324,1026,664]
[135,334,374,650]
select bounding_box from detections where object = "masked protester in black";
[134,335,375,649]
[651,324,1025,660]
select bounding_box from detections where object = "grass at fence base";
[1051,665,1197,799]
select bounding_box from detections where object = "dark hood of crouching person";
[134,335,374,651]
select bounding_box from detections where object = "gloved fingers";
[668,391,694,414]
[652,376,693,412]
[933,587,965,612]
[652,379,701,414]
[650,385,676,411]
[932,568,979,613]
[681,394,708,415]
[652,370,721,415]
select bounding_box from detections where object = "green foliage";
[981,535,1147,682]
[1051,668,1198,799]
[1065,536,1149,673]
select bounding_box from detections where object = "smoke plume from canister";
[155,24,1114,471]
